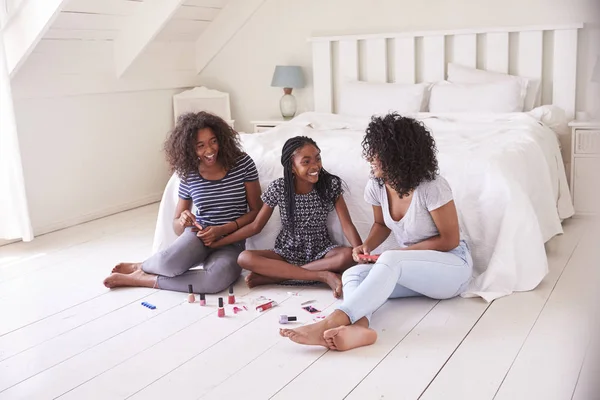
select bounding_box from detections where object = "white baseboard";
[34,192,163,238]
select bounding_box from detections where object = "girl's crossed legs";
[104,227,243,293]
[280,241,473,350]
[237,247,354,298]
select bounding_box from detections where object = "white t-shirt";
[364,176,460,248]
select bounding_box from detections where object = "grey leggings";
[142,227,244,294]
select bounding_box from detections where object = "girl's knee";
[205,262,242,292]
[342,263,372,284]
[237,250,254,270]
[375,251,400,269]
[340,247,354,263]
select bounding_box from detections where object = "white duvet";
[152,110,574,302]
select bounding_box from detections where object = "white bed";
[152,24,581,302]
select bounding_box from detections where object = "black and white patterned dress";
[261,177,343,266]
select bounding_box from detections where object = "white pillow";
[338,80,426,117]
[428,80,524,113]
[447,63,540,111]
[527,105,570,136]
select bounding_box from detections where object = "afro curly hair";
[362,112,438,197]
[164,111,243,180]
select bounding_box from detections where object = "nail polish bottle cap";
[200,293,205,300]
[188,284,193,294]
[288,316,297,321]
[229,285,234,294]
[218,297,223,307]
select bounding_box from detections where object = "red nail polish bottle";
[218,297,225,317]
[228,285,235,304]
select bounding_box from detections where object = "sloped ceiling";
[4,0,265,77]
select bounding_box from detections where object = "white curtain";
[0,2,34,241]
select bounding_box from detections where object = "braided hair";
[280,136,343,234]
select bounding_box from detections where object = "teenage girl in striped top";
[103,112,262,293]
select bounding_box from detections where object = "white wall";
[11,40,201,235]
[197,0,600,133]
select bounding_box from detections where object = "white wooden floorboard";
[0,286,155,361]
[0,205,591,400]
[345,297,489,400]
[200,297,437,400]
[1,289,217,400]
[0,208,158,336]
[0,275,253,399]
[125,287,341,400]
[0,215,155,283]
[494,226,599,400]
[419,218,586,400]
[269,298,439,400]
[0,204,158,269]
[571,332,600,400]
[0,289,184,394]
[57,288,292,400]
[0,234,151,336]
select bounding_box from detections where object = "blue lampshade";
[271,66,305,89]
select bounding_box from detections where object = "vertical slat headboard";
[310,24,583,119]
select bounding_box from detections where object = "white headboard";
[310,24,583,119]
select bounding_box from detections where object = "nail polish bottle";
[279,315,297,324]
[218,297,225,317]
[256,300,276,312]
[187,284,195,303]
[228,285,235,304]
[199,293,206,306]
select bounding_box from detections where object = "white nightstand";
[250,119,286,133]
[569,120,600,216]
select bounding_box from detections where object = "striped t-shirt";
[178,153,259,227]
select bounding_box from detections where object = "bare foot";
[245,272,283,288]
[323,325,378,351]
[279,321,329,347]
[111,262,142,274]
[319,271,343,298]
[103,269,157,289]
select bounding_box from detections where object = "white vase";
[279,88,297,119]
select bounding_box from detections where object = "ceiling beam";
[114,0,185,78]
[3,0,69,78]
[195,0,266,74]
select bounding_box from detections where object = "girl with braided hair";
[209,136,362,297]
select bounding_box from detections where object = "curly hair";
[362,113,438,197]
[281,136,343,234]
[164,111,243,179]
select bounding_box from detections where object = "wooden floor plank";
[0,204,158,269]
[269,298,438,400]
[419,219,586,400]
[126,287,340,400]
[494,229,599,400]
[0,205,589,400]
[344,297,489,400]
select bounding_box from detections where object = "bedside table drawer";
[575,129,600,154]
[573,157,600,214]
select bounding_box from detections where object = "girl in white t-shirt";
[281,113,473,351]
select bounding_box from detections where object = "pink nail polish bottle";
[199,293,206,306]
[228,285,235,304]
[218,297,225,318]
[187,284,195,303]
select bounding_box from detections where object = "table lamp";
[271,65,305,119]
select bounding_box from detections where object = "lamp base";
[280,88,296,119]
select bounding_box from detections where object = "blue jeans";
[337,241,473,324]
